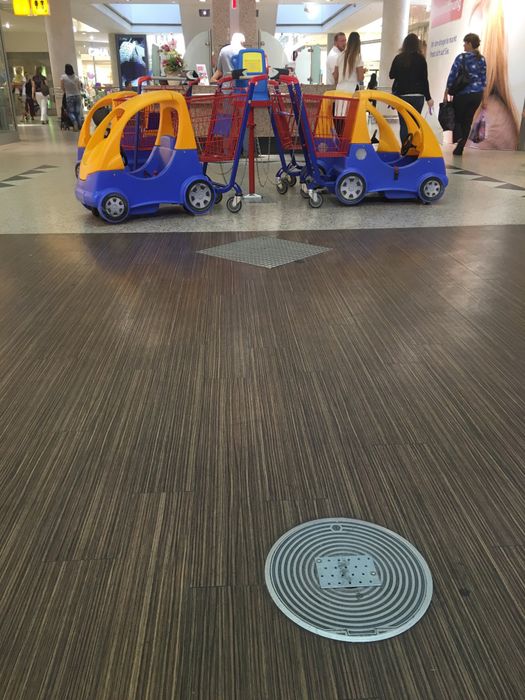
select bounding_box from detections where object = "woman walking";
[61,64,84,131]
[389,33,433,145]
[32,66,49,124]
[444,33,487,155]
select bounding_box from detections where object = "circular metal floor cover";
[265,518,432,642]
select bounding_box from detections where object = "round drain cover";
[265,518,432,642]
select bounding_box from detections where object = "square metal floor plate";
[198,237,331,269]
[316,555,381,589]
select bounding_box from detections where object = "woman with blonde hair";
[468,0,520,150]
[333,32,364,95]
[333,32,364,123]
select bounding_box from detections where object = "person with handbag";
[444,33,486,155]
[32,65,50,125]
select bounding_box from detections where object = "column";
[235,0,257,48]
[211,0,230,70]
[44,0,77,108]
[108,35,120,88]
[378,0,410,88]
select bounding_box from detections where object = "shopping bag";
[425,108,443,145]
[438,101,455,131]
[469,109,486,143]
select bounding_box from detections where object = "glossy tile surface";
[0,124,524,235]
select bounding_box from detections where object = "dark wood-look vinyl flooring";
[0,224,524,700]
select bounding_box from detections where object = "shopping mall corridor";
[0,126,524,699]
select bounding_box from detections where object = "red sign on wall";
[431,0,464,28]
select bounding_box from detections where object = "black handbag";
[448,54,470,96]
[438,101,455,131]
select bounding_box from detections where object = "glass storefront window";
[0,26,18,144]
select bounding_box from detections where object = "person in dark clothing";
[389,33,433,145]
[444,33,487,155]
[367,72,377,90]
[23,73,35,121]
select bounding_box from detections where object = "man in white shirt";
[211,33,245,82]
[325,33,346,86]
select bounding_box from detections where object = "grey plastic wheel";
[215,191,223,204]
[418,177,444,203]
[276,179,288,195]
[226,196,242,213]
[336,172,366,205]
[185,179,214,214]
[308,191,323,208]
[100,193,129,223]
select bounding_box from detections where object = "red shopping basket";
[300,93,359,158]
[270,91,303,152]
[119,100,179,153]
[186,90,249,163]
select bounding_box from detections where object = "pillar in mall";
[108,34,120,88]
[212,0,258,66]
[211,0,230,69]
[378,0,410,88]
[44,0,77,107]
[233,0,257,48]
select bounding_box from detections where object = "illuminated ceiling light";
[4,21,11,27]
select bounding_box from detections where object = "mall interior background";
[1,0,522,146]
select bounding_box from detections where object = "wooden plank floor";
[0,225,524,700]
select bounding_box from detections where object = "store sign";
[13,0,31,15]
[431,0,464,28]
[32,0,50,15]
[88,47,110,58]
[13,0,49,15]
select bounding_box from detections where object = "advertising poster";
[196,64,210,86]
[116,35,148,87]
[427,0,524,150]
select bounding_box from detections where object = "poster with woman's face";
[428,0,524,150]
[116,35,148,87]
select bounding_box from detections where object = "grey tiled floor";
[198,237,331,268]
[0,123,524,235]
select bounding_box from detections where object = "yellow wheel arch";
[79,91,197,179]
[78,91,136,149]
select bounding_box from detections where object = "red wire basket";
[186,90,249,163]
[118,101,179,153]
[270,91,303,152]
[295,93,359,159]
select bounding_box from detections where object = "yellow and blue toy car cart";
[75,90,215,223]
[282,80,448,208]
[76,91,136,177]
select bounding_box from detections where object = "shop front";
[0,25,18,145]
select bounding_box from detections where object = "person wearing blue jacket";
[444,33,487,155]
